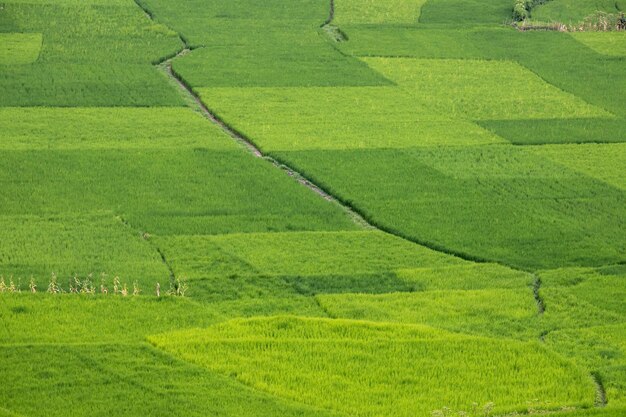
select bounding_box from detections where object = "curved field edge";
[148,316,597,417]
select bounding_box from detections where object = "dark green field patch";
[275,147,626,270]
[480,118,626,145]
[0,149,357,235]
[0,344,340,417]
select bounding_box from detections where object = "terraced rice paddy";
[0,0,624,416]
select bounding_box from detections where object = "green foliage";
[150,317,596,417]
[571,32,626,56]
[197,86,503,151]
[531,0,624,23]
[317,288,541,338]
[363,57,610,120]
[479,118,626,145]
[0,149,357,235]
[419,0,514,24]
[0,107,238,150]
[0,344,340,417]
[0,3,183,106]
[276,146,626,269]
[0,214,168,288]
[0,33,41,64]
[530,143,626,190]
[333,0,426,24]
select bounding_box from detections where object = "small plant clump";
[0,272,188,298]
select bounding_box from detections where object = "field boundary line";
[134,0,539,272]
[591,371,608,407]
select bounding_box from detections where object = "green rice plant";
[479,118,626,145]
[156,231,465,281]
[0,149,358,235]
[0,294,219,344]
[0,344,340,417]
[333,0,426,24]
[316,288,541,339]
[0,33,42,64]
[418,0,515,24]
[531,0,624,24]
[275,146,626,269]
[570,32,626,56]
[530,143,626,190]
[396,263,535,290]
[0,214,169,289]
[0,107,238,151]
[196,86,504,151]
[150,316,596,417]
[363,57,611,120]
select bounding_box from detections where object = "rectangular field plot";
[571,32,626,57]
[276,147,626,270]
[0,214,168,289]
[156,230,465,280]
[0,33,41,64]
[480,118,626,145]
[418,0,514,24]
[0,295,217,344]
[172,31,390,88]
[530,143,626,191]
[0,149,357,235]
[0,344,338,417]
[0,107,237,150]
[197,87,504,151]
[317,288,540,339]
[364,58,611,120]
[151,317,596,417]
[333,0,425,24]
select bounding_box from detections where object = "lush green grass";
[479,118,626,145]
[141,0,389,87]
[0,343,340,417]
[275,146,626,270]
[197,86,504,151]
[571,32,626,57]
[0,3,184,106]
[153,230,466,305]
[334,0,425,24]
[151,316,597,417]
[530,143,626,190]
[317,288,540,338]
[0,33,41,64]
[0,214,168,289]
[339,28,626,119]
[0,149,357,235]
[396,263,534,290]
[364,57,610,120]
[532,0,624,23]
[418,0,514,24]
[0,107,238,150]
[0,294,219,344]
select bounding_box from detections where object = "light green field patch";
[571,32,626,57]
[530,143,626,191]
[396,263,534,290]
[2,0,134,5]
[317,289,540,339]
[157,231,465,279]
[363,58,611,120]
[532,0,624,23]
[334,0,426,24]
[150,316,596,417]
[0,214,168,288]
[0,107,237,150]
[0,33,42,64]
[197,87,505,151]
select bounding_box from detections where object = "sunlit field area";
[1,0,624,416]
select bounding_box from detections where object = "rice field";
[1,0,624,416]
